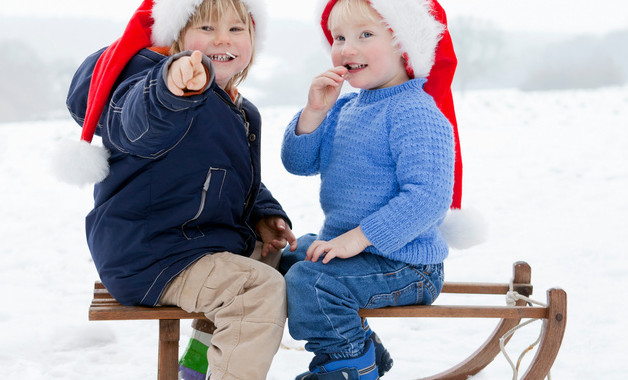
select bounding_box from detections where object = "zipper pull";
[203,172,212,191]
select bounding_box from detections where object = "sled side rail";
[90,280,535,321]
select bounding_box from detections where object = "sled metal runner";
[89,261,566,380]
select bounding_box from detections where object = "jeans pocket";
[410,263,445,305]
[364,263,444,309]
[365,281,422,309]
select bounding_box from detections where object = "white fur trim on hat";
[151,0,267,49]
[242,0,267,47]
[52,140,110,186]
[439,208,488,250]
[369,0,444,78]
[151,0,203,46]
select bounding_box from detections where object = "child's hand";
[307,66,348,112]
[306,226,371,264]
[167,50,207,96]
[256,216,298,258]
[296,66,348,135]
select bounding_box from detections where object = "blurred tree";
[448,17,505,92]
[0,39,74,122]
[520,35,625,91]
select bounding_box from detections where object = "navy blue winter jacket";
[67,48,290,306]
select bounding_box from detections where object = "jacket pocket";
[181,168,227,240]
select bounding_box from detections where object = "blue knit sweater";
[282,79,454,264]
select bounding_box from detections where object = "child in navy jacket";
[62,1,295,379]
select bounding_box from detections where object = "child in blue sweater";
[280,0,459,378]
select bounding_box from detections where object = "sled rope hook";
[500,278,552,380]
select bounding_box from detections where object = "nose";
[341,40,357,56]
[213,29,231,45]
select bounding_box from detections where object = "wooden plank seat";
[89,261,566,380]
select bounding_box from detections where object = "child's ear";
[396,45,406,60]
[392,40,403,53]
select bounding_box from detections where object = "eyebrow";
[331,20,378,31]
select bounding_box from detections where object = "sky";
[1,0,627,35]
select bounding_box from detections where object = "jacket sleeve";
[66,47,108,134]
[248,183,291,230]
[103,51,215,158]
[67,49,216,158]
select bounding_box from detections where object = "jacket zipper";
[181,168,226,240]
[233,93,254,212]
[213,91,256,233]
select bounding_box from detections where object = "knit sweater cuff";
[361,215,449,264]
[360,213,404,256]
[281,110,325,175]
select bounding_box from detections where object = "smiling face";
[172,0,255,93]
[328,1,409,90]
[180,6,253,90]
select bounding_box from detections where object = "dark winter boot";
[363,320,393,377]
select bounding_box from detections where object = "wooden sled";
[89,261,566,380]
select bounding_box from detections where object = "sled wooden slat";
[89,305,205,321]
[88,261,566,380]
[441,281,533,295]
[358,304,548,319]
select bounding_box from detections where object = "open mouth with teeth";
[208,53,236,62]
[345,63,367,71]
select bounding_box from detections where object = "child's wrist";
[303,104,329,117]
[296,107,327,135]
[355,226,372,250]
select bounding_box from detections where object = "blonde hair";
[170,0,256,93]
[327,0,383,31]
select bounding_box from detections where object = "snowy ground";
[1,85,627,379]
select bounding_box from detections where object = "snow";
[1,85,627,378]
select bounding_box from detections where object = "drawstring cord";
[500,279,551,380]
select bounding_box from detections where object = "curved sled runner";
[89,261,566,380]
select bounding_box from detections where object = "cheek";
[181,36,204,52]
[238,41,253,57]
[331,48,343,66]
[236,43,253,66]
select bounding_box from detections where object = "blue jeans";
[281,234,444,359]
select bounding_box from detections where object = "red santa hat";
[319,0,486,249]
[151,0,266,47]
[53,0,266,186]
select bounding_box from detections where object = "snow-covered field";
[1,86,626,379]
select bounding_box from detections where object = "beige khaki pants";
[159,249,285,380]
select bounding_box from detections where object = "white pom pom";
[52,140,110,186]
[439,208,488,250]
